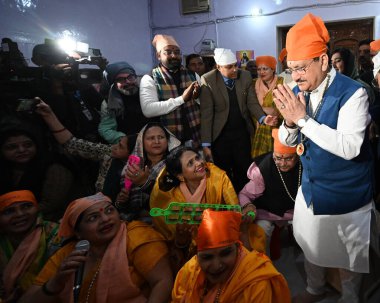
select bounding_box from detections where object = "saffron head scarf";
[58,193,111,238]
[272,129,296,154]
[286,13,330,61]
[0,190,37,212]
[197,209,241,251]
[370,39,380,52]
[152,34,179,53]
[256,56,277,70]
[278,48,287,63]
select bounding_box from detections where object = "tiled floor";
[272,229,345,303]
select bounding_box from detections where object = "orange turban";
[286,13,329,61]
[0,190,37,212]
[197,209,241,251]
[152,34,179,53]
[58,193,112,238]
[371,40,380,52]
[278,48,287,63]
[272,129,296,154]
[256,56,277,70]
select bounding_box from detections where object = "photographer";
[31,43,103,143]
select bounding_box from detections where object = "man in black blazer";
[201,48,277,192]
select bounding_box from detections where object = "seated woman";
[251,56,283,158]
[171,209,291,302]
[114,122,180,222]
[35,99,136,195]
[19,192,173,303]
[0,190,60,302]
[150,146,266,271]
[0,120,75,221]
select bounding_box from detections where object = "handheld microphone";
[73,240,90,303]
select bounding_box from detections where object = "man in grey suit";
[201,48,277,192]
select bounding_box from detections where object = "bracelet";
[242,203,254,209]
[284,121,297,129]
[51,127,67,133]
[42,281,60,296]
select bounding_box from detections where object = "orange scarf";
[3,226,42,298]
[59,223,147,303]
[179,176,207,203]
[255,75,278,106]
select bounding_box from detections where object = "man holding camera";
[31,43,103,142]
[139,34,201,148]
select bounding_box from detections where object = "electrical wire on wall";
[149,0,380,64]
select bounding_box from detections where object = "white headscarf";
[214,48,236,66]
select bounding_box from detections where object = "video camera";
[30,39,105,84]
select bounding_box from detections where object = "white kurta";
[279,68,374,273]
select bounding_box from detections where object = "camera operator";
[31,43,103,143]
[99,61,152,144]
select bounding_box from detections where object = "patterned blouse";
[63,137,112,192]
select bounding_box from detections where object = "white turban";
[373,52,380,78]
[214,48,236,66]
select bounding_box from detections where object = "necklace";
[85,260,101,303]
[296,74,331,156]
[200,282,223,303]
[275,161,302,203]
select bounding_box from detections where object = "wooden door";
[279,18,374,58]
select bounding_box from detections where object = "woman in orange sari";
[172,209,291,303]
[150,146,266,272]
[0,190,59,302]
[251,56,283,158]
[19,193,172,303]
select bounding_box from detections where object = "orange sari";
[172,247,291,303]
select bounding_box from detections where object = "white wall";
[0,0,153,74]
[151,0,380,61]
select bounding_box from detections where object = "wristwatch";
[297,115,310,128]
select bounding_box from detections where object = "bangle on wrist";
[51,127,66,134]
[242,203,254,209]
[42,281,60,296]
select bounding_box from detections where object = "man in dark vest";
[200,48,277,192]
[273,13,375,303]
[239,129,300,255]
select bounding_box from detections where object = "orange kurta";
[150,163,266,253]
[172,247,291,303]
[34,221,168,303]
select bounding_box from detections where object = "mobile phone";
[16,99,39,112]
[124,155,141,190]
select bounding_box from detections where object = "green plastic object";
[150,202,255,224]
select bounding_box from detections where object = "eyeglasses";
[162,50,182,56]
[115,74,137,83]
[285,59,316,75]
[273,155,297,163]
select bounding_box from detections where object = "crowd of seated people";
[0,12,380,302]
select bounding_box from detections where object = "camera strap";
[74,90,93,121]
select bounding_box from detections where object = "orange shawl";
[58,223,147,303]
[172,247,291,303]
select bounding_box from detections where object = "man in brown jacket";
[201,48,277,192]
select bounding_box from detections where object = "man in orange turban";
[273,13,374,303]
[239,129,300,258]
[278,48,297,89]
[171,209,291,302]
[139,34,201,148]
